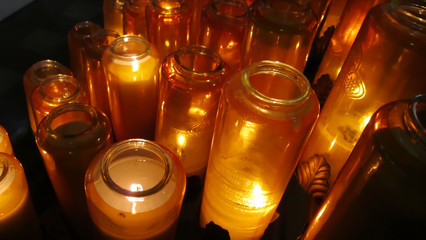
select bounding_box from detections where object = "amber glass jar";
[156,45,229,179]
[200,60,320,239]
[103,0,125,35]
[301,94,426,240]
[85,139,186,239]
[36,103,113,238]
[123,0,151,37]
[185,0,213,44]
[0,125,14,155]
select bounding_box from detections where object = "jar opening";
[39,75,82,104]
[153,0,183,14]
[30,60,72,82]
[214,0,248,18]
[73,21,101,37]
[175,46,224,74]
[109,35,151,61]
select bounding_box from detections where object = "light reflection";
[245,184,267,208]
[126,183,144,214]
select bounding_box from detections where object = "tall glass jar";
[0,125,13,155]
[103,0,125,35]
[301,94,426,240]
[0,153,42,240]
[82,29,120,119]
[85,139,186,239]
[185,0,213,44]
[242,0,319,71]
[199,0,248,73]
[23,60,73,134]
[123,0,151,37]
[102,35,160,141]
[156,45,229,180]
[296,1,426,194]
[146,0,191,62]
[200,60,320,240]
[31,74,89,129]
[36,103,113,238]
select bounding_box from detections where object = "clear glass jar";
[199,0,248,73]
[123,0,151,37]
[102,35,160,141]
[242,0,319,71]
[23,59,73,134]
[85,139,186,239]
[35,103,113,238]
[103,0,125,35]
[200,60,320,240]
[0,125,14,155]
[0,153,42,240]
[82,29,120,119]
[301,94,426,240]
[146,0,191,61]
[156,45,229,179]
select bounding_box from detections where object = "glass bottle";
[242,0,319,72]
[67,21,102,86]
[102,35,159,141]
[300,94,426,240]
[156,45,229,180]
[146,0,191,62]
[23,59,73,134]
[199,0,248,73]
[0,125,13,155]
[85,139,186,239]
[0,153,42,240]
[82,29,120,119]
[103,0,125,35]
[123,0,151,37]
[296,1,426,195]
[35,103,113,238]
[31,74,89,129]
[200,60,320,240]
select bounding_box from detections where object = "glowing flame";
[246,184,267,208]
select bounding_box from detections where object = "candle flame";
[177,134,186,147]
[245,184,267,208]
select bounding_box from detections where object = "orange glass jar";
[146,0,191,61]
[200,60,320,240]
[23,60,73,134]
[123,0,151,37]
[0,125,14,155]
[102,35,160,141]
[199,0,248,73]
[103,0,125,35]
[85,139,186,239]
[36,103,113,238]
[185,0,213,44]
[156,45,229,179]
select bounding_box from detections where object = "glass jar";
[123,0,151,37]
[300,94,426,240]
[146,0,191,61]
[200,60,320,240]
[242,0,319,71]
[23,60,73,134]
[85,139,186,239]
[31,74,89,129]
[82,29,120,119]
[199,0,248,73]
[185,0,213,44]
[103,0,125,35]
[102,35,160,141]
[156,45,229,180]
[35,103,113,238]
[297,1,426,193]
[0,125,13,155]
[0,153,42,240]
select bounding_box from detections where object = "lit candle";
[0,153,42,240]
[0,125,13,155]
[85,139,186,239]
[103,0,125,35]
[102,35,159,141]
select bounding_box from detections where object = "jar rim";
[37,74,83,104]
[212,0,248,19]
[25,60,73,84]
[107,35,152,62]
[407,94,426,145]
[173,45,225,76]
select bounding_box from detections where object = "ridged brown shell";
[296,154,330,201]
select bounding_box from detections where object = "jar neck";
[101,139,172,197]
[386,1,426,34]
[212,0,248,19]
[38,75,84,105]
[27,60,72,85]
[87,30,120,57]
[71,21,101,40]
[152,0,185,15]
[404,94,426,147]
[108,35,152,62]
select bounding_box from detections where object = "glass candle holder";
[297,1,426,196]
[156,45,229,179]
[67,21,102,86]
[23,60,73,134]
[186,0,213,45]
[301,94,426,240]
[103,0,125,35]
[102,35,160,141]
[200,60,320,240]
[0,125,13,155]
[35,103,113,237]
[82,29,120,119]
[242,0,319,71]
[123,0,151,38]
[146,0,191,62]
[85,139,186,239]
[0,153,42,240]
[31,74,89,129]
[199,0,248,73]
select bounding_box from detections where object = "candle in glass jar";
[102,35,159,141]
[103,0,125,35]
[123,0,151,37]
[0,153,42,240]
[85,139,186,239]
[0,125,13,155]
